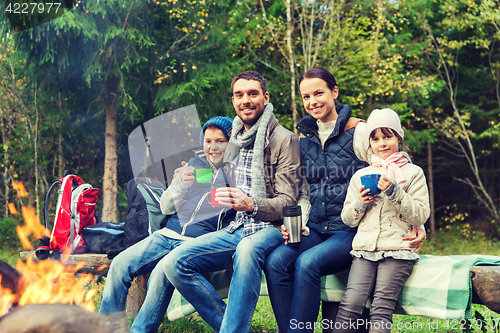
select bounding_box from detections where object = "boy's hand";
[215,187,253,212]
[359,185,376,205]
[378,175,393,192]
[179,166,195,187]
[172,161,188,179]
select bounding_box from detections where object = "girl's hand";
[359,185,376,205]
[179,166,196,187]
[378,175,393,192]
[280,224,305,245]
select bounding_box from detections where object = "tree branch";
[122,0,137,31]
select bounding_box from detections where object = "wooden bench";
[20,251,500,333]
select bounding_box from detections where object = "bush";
[0,216,22,249]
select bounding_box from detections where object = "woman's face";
[299,78,339,123]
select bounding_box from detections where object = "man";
[164,70,302,332]
[99,116,236,333]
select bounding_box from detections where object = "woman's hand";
[405,227,426,252]
[280,224,305,245]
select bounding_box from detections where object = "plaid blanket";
[165,255,500,321]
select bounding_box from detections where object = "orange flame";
[16,206,49,250]
[12,181,28,197]
[14,258,97,312]
[8,203,17,215]
[1,182,99,316]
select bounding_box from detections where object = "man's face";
[232,79,269,131]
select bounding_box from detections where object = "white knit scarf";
[223,103,274,198]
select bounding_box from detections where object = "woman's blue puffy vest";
[297,104,368,235]
[165,153,235,238]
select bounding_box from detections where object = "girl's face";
[369,128,400,160]
[299,78,339,123]
[203,127,228,166]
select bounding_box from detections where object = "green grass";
[419,224,500,256]
[5,223,500,332]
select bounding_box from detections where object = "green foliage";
[420,224,500,256]
[0,0,499,231]
[0,216,23,253]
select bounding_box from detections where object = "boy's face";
[203,127,228,166]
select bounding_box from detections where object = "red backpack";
[36,175,99,259]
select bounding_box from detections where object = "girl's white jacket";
[341,163,430,252]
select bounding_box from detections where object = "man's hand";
[215,187,254,212]
[405,226,426,252]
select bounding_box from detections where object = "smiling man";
[163,71,302,333]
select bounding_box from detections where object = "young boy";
[99,116,236,333]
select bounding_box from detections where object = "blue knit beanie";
[199,116,233,146]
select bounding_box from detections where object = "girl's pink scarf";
[370,152,409,184]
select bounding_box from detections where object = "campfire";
[0,182,129,333]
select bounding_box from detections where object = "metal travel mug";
[283,205,302,246]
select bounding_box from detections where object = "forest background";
[0,0,499,248]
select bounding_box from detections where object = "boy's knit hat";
[366,108,404,139]
[200,116,233,146]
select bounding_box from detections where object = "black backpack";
[124,177,168,248]
[81,222,126,259]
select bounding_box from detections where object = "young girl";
[334,108,430,333]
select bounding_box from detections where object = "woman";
[264,67,425,333]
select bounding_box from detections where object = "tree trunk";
[368,0,382,108]
[285,0,298,133]
[57,133,63,178]
[427,141,435,238]
[0,108,10,217]
[57,95,65,178]
[34,83,40,217]
[102,75,118,223]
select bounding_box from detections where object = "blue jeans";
[164,226,284,332]
[99,233,184,333]
[264,230,355,333]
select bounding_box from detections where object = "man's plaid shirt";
[224,147,272,237]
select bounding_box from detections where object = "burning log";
[0,304,129,333]
[0,260,24,315]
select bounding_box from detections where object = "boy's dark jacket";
[162,151,236,238]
